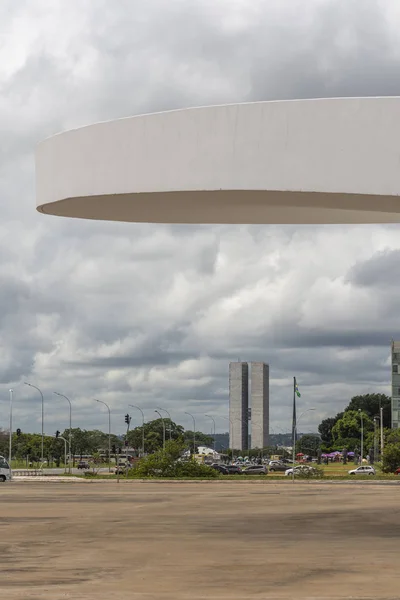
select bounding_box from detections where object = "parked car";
[242,465,268,475]
[211,464,230,475]
[77,460,90,470]
[0,455,12,482]
[225,465,242,474]
[115,461,129,475]
[285,465,315,477]
[268,462,288,472]
[348,466,376,476]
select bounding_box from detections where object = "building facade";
[229,362,249,450]
[250,362,270,448]
[391,341,400,429]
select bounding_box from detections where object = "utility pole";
[25,383,44,464]
[129,404,145,457]
[205,414,216,459]
[54,392,72,473]
[185,412,196,456]
[157,408,172,441]
[124,413,131,477]
[8,389,13,465]
[155,410,166,451]
[94,399,111,472]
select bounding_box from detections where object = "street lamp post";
[185,412,196,456]
[222,416,234,462]
[54,392,72,473]
[154,410,166,451]
[251,422,264,460]
[94,399,111,472]
[129,404,145,456]
[380,404,384,454]
[8,389,13,465]
[157,408,172,441]
[359,409,364,464]
[292,408,316,482]
[24,383,44,464]
[54,435,69,474]
[205,414,216,458]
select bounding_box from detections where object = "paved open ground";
[1,481,399,600]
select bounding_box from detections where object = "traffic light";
[55,430,60,438]
[16,428,21,436]
[118,447,122,454]
[124,414,131,425]
[112,444,116,454]
[124,440,128,447]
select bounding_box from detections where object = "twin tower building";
[229,362,270,451]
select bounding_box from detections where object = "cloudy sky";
[1,0,400,438]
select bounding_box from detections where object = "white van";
[0,456,12,482]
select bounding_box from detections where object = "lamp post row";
[7,390,328,465]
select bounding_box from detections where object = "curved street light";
[154,410,166,451]
[251,422,264,459]
[205,414,216,457]
[157,407,172,441]
[222,416,235,461]
[8,389,13,464]
[129,404,145,456]
[24,382,44,464]
[54,392,72,473]
[94,399,111,472]
[185,412,196,456]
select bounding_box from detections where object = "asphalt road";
[1,481,400,599]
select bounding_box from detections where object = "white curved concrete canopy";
[36,98,400,224]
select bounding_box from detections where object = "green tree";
[61,428,101,462]
[296,434,321,456]
[318,415,342,445]
[0,429,8,456]
[332,410,373,441]
[346,394,391,428]
[381,443,400,473]
[330,437,360,452]
[183,430,214,453]
[386,429,400,445]
[127,418,184,454]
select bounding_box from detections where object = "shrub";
[295,466,324,479]
[132,440,218,478]
[381,443,400,473]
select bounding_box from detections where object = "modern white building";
[391,341,400,429]
[229,362,249,451]
[36,98,400,226]
[250,362,269,449]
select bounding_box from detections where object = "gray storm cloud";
[0,0,399,435]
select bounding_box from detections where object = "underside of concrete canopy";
[36,98,400,224]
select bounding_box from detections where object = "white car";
[0,455,12,482]
[348,465,376,476]
[285,465,313,476]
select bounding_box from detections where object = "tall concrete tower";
[250,362,270,449]
[229,362,249,450]
[391,341,400,429]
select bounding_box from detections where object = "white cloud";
[1,0,400,437]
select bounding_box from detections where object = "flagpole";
[292,377,296,483]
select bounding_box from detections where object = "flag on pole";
[292,377,297,442]
[295,381,301,397]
